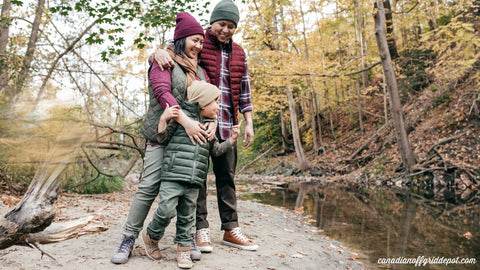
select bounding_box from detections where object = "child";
[142,80,241,269]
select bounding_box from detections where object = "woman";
[111,12,214,265]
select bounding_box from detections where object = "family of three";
[111,0,257,268]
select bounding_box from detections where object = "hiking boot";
[222,227,258,251]
[190,233,202,261]
[141,230,161,260]
[195,228,213,253]
[177,244,194,269]
[111,235,135,264]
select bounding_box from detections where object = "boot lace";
[117,236,134,253]
[190,233,198,248]
[180,249,191,260]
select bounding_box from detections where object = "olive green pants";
[122,144,164,238]
[147,181,199,247]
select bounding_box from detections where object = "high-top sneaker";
[195,228,213,252]
[222,227,258,251]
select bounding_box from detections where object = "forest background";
[0,0,479,202]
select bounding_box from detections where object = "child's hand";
[158,103,180,133]
[229,120,243,145]
[161,103,180,121]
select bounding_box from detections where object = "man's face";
[210,20,236,43]
[185,34,204,59]
[201,99,220,119]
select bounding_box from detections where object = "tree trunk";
[280,102,290,154]
[0,0,12,93]
[374,0,416,171]
[0,125,92,249]
[15,0,45,98]
[313,91,323,148]
[359,9,369,87]
[354,0,364,133]
[286,84,311,171]
[382,0,399,59]
[299,0,319,154]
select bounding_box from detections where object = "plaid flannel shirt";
[217,42,253,140]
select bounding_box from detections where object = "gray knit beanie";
[209,0,240,27]
[187,80,221,108]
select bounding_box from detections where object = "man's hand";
[154,47,175,71]
[243,122,254,148]
[242,111,254,148]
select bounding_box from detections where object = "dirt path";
[0,189,367,270]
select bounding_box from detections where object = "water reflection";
[240,180,479,270]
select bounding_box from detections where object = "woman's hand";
[184,118,208,145]
[205,120,218,141]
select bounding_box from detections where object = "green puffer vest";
[160,101,212,187]
[140,62,207,143]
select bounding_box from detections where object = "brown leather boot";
[177,244,194,269]
[141,230,161,260]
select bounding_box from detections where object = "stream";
[232,177,479,269]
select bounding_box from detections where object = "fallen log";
[25,216,107,244]
[0,123,105,250]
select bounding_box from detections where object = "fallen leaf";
[463,231,472,239]
[291,253,304,258]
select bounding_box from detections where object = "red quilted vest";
[200,27,245,124]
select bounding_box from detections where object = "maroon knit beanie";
[174,12,204,41]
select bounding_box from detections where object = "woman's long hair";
[174,37,201,63]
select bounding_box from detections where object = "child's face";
[200,99,219,119]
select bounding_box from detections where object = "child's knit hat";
[187,80,221,108]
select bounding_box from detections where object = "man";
[155,0,258,252]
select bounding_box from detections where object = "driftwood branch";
[238,143,279,174]
[427,132,468,154]
[27,240,58,263]
[259,61,381,78]
[347,124,389,161]
[89,122,144,158]
[25,216,107,244]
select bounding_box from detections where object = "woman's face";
[210,20,236,43]
[184,34,204,59]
